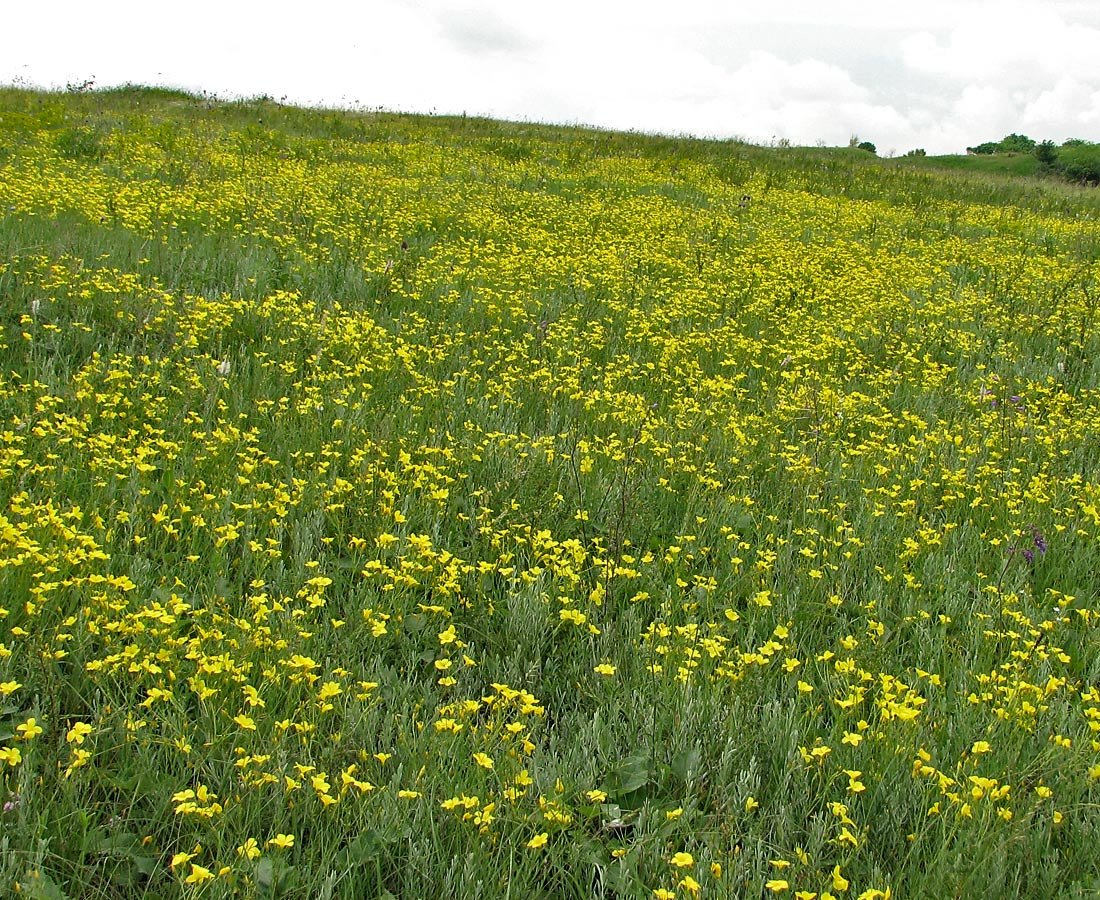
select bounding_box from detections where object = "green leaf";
[334,830,383,869]
[131,856,158,878]
[19,870,68,900]
[256,857,275,892]
[257,858,299,897]
[670,745,702,783]
[606,754,653,796]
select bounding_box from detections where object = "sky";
[6,0,1100,155]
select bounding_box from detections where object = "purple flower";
[1031,526,1047,555]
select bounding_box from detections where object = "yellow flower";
[185,864,215,884]
[473,752,494,769]
[766,880,790,893]
[594,663,617,676]
[670,851,694,868]
[831,865,849,891]
[170,851,195,869]
[233,714,257,730]
[679,875,701,895]
[237,838,261,860]
[66,722,93,744]
[267,833,294,849]
[526,832,549,849]
[65,747,91,776]
[16,718,43,740]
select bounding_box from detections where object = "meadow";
[1,85,1100,899]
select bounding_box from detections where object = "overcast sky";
[7,0,1100,155]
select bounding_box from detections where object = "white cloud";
[901,2,1100,86]
[896,2,1100,148]
[1022,78,1100,137]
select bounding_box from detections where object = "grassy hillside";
[897,151,1044,178]
[2,85,1100,899]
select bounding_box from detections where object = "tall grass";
[1,85,1099,898]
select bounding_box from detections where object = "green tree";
[999,133,1036,153]
[1034,140,1058,166]
[1054,142,1100,184]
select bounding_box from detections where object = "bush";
[857,141,877,155]
[967,134,1036,155]
[999,133,1036,153]
[1053,143,1100,184]
[1034,140,1058,166]
[904,148,926,157]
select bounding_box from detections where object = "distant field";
[898,151,1044,178]
[2,86,1100,899]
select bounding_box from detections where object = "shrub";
[998,133,1036,153]
[1053,142,1100,184]
[967,134,1037,156]
[857,141,877,155]
[1034,140,1058,167]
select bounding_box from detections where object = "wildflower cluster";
[0,86,1099,897]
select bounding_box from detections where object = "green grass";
[1,85,1100,899]
[898,151,1043,178]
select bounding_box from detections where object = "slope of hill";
[2,86,1100,899]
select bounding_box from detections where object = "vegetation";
[967,134,1037,156]
[2,85,1100,899]
[939,133,1100,187]
[1049,143,1100,186]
